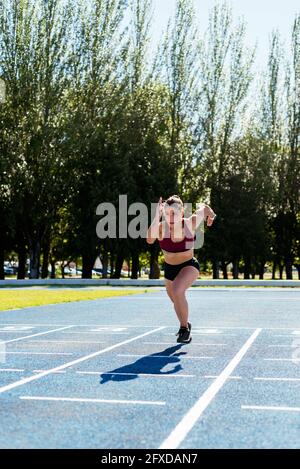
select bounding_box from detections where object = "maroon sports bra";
[158,219,196,253]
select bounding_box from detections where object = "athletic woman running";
[146,195,216,343]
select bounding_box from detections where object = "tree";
[0,0,74,278]
[194,2,255,277]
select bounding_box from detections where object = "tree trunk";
[50,260,56,279]
[285,259,293,280]
[221,261,228,279]
[259,260,265,280]
[41,240,50,279]
[232,258,239,279]
[272,259,277,279]
[82,253,95,279]
[131,251,139,279]
[112,252,124,279]
[212,259,220,279]
[295,264,300,280]
[29,239,41,279]
[244,256,251,279]
[127,258,131,278]
[17,241,27,279]
[109,252,115,278]
[101,251,108,279]
[149,244,160,279]
[279,263,284,280]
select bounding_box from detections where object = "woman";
[146,195,216,343]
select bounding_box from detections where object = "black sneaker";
[176,322,192,343]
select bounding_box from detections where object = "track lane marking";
[159,328,262,449]
[254,377,300,382]
[143,342,228,346]
[242,405,300,412]
[0,326,165,394]
[117,354,213,360]
[76,371,195,378]
[19,396,166,406]
[1,326,74,345]
[3,352,73,356]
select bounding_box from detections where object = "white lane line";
[0,323,162,328]
[1,326,74,345]
[163,333,236,337]
[0,323,298,330]
[117,354,213,360]
[254,377,300,382]
[0,326,34,331]
[76,371,195,378]
[0,326,165,394]
[228,298,300,301]
[264,358,300,362]
[60,332,129,335]
[19,396,165,406]
[0,368,25,372]
[143,342,228,346]
[87,297,163,301]
[4,352,73,356]
[268,345,299,348]
[29,340,106,344]
[89,328,127,332]
[273,335,300,338]
[203,375,242,380]
[159,328,262,449]
[242,405,300,412]
[33,370,66,374]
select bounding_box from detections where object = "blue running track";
[0,287,299,449]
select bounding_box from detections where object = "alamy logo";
[95,195,206,249]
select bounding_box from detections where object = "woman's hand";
[155,196,164,219]
[203,204,217,227]
[207,213,217,226]
[147,197,164,244]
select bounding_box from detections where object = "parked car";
[63,267,77,275]
[92,268,111,276]
[4,266,15,275]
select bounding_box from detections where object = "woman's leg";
[171,266,199,328]
[165,278,189,326]
[165,279,174,303]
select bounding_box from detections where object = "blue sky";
[151,0,299,71]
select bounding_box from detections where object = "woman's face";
[163,203,183,225]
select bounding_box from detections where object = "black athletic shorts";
[163,257,200,281]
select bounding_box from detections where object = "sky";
[150,0,299,72]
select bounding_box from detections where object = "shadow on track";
[99,344,187,384]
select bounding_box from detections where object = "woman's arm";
[146,197,163,244]
[189,203,217,231]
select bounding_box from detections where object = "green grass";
[0,289,149,311]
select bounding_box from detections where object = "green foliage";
[0,0,299,280]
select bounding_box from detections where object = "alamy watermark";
[95,195,208,249]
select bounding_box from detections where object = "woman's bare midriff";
[162,249,194,265]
